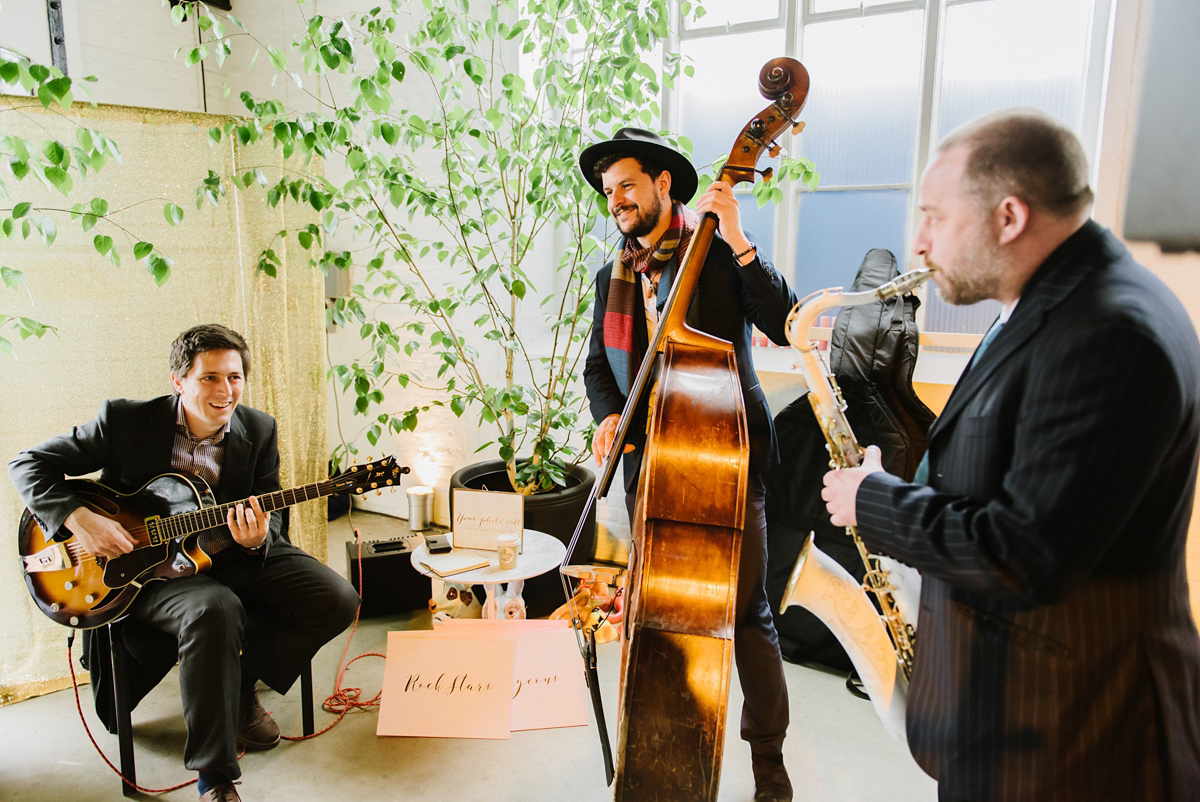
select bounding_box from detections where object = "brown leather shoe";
[236,690,280,751]
[752,752,793,802]
[199,781,241,801]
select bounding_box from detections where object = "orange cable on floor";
[282,526,388,739]
[67,635,199,794]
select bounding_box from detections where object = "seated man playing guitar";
[9,323,361,802]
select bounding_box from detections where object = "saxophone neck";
[785,268,935,351]
[786,288,844,352]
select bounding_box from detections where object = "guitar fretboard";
[148,478,343,553]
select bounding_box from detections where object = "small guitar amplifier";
[345,537,432,618]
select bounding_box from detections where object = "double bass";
[562,58,810,800]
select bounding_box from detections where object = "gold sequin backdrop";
[0,99,328,704]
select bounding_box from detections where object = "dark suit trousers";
[131,543,359,779]
[627,474,790,756]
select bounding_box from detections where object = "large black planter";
[448,459,596,618]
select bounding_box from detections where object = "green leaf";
[134,241,153,260]
[463,57,485,86]
[38,217,56,245]
[93,234,113,257]
[42,140,66,166]
[12,202,31,219]
[164,203,184,226]
[148,253,173,285]
[43,166,72,195]
[89,197,109,216]
[1,265,25,289]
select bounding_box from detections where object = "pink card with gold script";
[377,631,515,739]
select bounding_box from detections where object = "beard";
[927,224,1007,306]
[614,194,666,240]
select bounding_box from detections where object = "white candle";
[407,486,433,530]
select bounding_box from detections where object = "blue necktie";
[911,319,1005,485]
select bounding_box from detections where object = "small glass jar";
[496,533,520,570]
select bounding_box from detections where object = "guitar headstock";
[331,455,409,495]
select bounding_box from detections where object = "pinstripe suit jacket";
[857,221,1200,801]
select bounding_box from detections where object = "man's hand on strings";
[228,495,270,550]
[65,506,137,558]
[593,414,636,467]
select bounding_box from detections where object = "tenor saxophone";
[779,267,934,742]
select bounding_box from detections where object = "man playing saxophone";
[821,109,1200,802]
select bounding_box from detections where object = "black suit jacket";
[583,235,798,491]
[9,395,290,729]
[9,394,286,550]
[857,221,1200,801]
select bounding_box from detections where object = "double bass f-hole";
[559,57,810,799]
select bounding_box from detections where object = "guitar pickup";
[23,543,70,573]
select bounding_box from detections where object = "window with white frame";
[671,0,1113,336]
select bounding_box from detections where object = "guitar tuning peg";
[792,120,806,135]
[375,490,382,496]
[768,142,781,158]
[758,166,775,182]
[366,455,373,462]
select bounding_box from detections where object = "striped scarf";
[602,201,698,395]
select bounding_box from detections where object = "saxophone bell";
[780,532,909,743]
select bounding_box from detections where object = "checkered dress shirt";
[171,396,229,489]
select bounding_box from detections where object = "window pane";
[937,0,1095,135]
[686,0,781,30]
[679,30,789,173]
[799,11,923,187]
[738,196,777,266]
[811,0,917,15]
[793,188,909,296]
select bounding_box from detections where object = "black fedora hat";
[578,127,699,203]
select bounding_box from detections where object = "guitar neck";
[173,478,339,548]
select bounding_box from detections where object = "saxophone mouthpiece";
[874,267,936,301]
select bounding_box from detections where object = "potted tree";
[173,0,700,607]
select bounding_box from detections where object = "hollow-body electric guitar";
[18,456,405,629]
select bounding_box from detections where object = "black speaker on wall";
[345,539,432,618]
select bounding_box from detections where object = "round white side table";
[410,529,566,619]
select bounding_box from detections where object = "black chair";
[105,616,315,796]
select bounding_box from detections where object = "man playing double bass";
[581,128,798,802]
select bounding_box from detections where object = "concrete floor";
[0,511,936,802]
